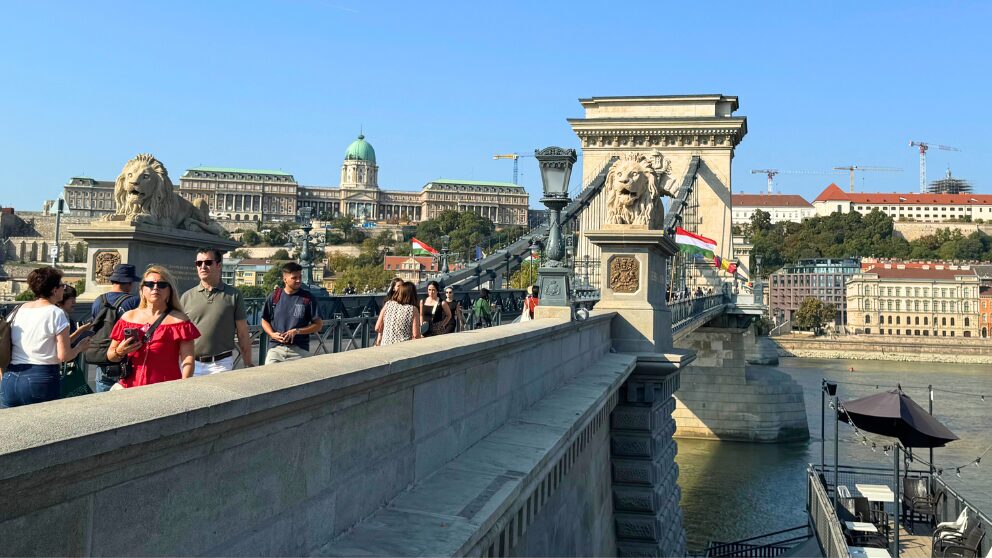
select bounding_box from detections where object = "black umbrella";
[839,388,959,448]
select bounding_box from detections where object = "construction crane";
[750,169,842,194]
[493,153,533,185]
[909,141,961,193]
[832,166,902,193]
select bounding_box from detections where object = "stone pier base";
[674,326,808,442]
[610,366,687,557]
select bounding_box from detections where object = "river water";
[675,357,992,553]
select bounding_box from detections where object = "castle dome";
[344,134,376,164]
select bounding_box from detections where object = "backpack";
[84,293,133,365]
[0,305,23,372]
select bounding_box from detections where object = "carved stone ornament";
[101,153,227,237]
[604,152,674,229]
[609,256,639,293]
[93,250,121,285]
[546,279,562,297]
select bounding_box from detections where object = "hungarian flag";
[411,238,438,256]
[675,227,717,260]
[524,251,541,262]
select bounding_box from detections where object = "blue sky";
[1,1,990,211]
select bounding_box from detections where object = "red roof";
[383,255,439,271]
[861,265,976,280]
[814,183,992,205]
[732,194,811,208]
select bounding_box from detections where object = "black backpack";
[84,293,133,365]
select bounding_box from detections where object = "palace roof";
[814,183,992,205]
[732,193,811,208]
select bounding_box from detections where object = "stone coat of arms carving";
[609,256,639,293]
[93,250,121,285]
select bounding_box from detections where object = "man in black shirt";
[261,262,322,364]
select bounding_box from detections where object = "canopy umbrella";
[837,387,959,557]
[839,388,959,448]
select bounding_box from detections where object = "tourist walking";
[106,266,199,388]
[181,248,253,375]
[375,281,422,345]
[57,284,93,398]
[443,287,464,333]
[472,288,496,329]
[85,264,141,392]
[260,262,322,364]
[1,267,91,408]
[343,282,357,295]
[420,281,452,337]
[521,285,539,321]
[375,277,406,345]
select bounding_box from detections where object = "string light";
[956,468,962,478]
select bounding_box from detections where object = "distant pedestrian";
[443,287,464,333]
[521,285,539,321]
[343,282,357,295]
[375,277,406,345]
[376,281,422,345]
[384,277,404,301]
[106,266,199,388]
[181,248,253,376]
[420,281,452,337]
[472,288,496,328]
[85,264,141,392]
[2,267,91,408]
[261,262,323,364]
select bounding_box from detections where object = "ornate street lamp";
[440,234,451,274]
[295,206,318,287]
[534,146,577,309]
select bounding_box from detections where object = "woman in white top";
[1,266,91,408]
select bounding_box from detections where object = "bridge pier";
[674,319,808,442]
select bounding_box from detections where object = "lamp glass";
[540,165,572,196]
[298,206,313,221]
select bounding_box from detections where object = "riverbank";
[771,335,992,364]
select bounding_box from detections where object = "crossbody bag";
[104,311,169,381]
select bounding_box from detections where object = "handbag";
[105,311,169,381]
[0,305,23,372]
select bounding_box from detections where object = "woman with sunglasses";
[442,288,464,333]
[106,265,200,389]
[2,266,91,408]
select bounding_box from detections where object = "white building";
[813,183,992,222]
[731,193,814,224]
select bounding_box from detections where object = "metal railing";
[807,465,850,558]
[671,293,729,334]
[704,525,811,557]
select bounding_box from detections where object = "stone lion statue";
[604,152,675,229]
[103,153,226,236]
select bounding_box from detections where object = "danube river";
[675,357,992,553]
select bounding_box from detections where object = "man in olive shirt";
[181,248,254,375]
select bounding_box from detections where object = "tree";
[749,209,772,234]
[793,297,837,335]
[73,277,85,295]
[236,285,267,299]
[240,230,261,246]
[229,248,251,259]
[326,251,357,274]
[333,265,393,293]
[416,210,497,264]
[261,265,283,291]
[15,290,35,301]
[72,242,87,263]
[271,248,291,260]
[508,262,540,289]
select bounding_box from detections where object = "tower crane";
[832,166,902,193]
[493,153,534,185]
[750,169,843,194]
[909,141,961,193]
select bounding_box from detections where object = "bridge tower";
[569,94,747,267]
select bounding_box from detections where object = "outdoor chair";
[904,477,944,528]
[934,521,985,558]
[838,496,889,548]
[932,508,970,550]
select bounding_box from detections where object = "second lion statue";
[103,153,226,236]
[604,152,675,229]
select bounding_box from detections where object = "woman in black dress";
[420,281,452,337]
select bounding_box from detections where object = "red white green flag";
[674,227,717,259]
[411,238,438,256]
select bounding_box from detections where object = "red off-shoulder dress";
[110,319,200,388]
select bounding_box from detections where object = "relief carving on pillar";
[93,250,121,285]
[609,256,639,293]
[604,152,674,229]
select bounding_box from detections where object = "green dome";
[344,134,376,163]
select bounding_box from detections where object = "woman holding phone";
[106,265,199,388]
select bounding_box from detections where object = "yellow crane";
[832,166,902,193]
[493,153,533,185]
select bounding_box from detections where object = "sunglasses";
[194,259,215,267]
[142,280,171,290]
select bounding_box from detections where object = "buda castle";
[63,135,529,227]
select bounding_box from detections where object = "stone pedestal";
[70,221,239,300]
[584,228,677,352]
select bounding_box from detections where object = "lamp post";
[533,146,576,311]
[755,254,764,306]
[289,206,322,288]
[440,234,451,274]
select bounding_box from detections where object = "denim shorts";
[0,363,61,408]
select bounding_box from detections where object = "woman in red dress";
[105,265,199,388]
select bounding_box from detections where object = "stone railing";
[0,312,616,556]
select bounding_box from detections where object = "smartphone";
[123,327,140,339]
[70,329,96,348]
